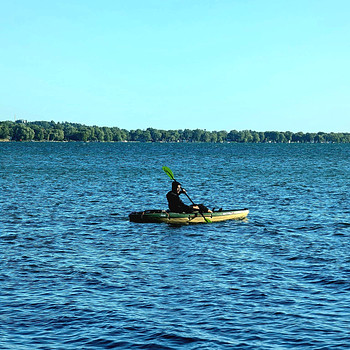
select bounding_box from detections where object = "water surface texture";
[1,142,350,349]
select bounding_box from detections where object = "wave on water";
[1,142,350,349]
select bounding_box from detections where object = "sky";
[1,0,349,132]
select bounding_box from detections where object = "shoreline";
[0,139,347,144]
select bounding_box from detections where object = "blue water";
[1,142,350,349]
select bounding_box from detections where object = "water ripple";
[1,143,350,349]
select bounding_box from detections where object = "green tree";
[327,132,340,143]
[239,130,253,142]
[314,132,325,143]
[72,127,91,141]
[102,127,113,141]
[147,128,162,142]
[31,125,45,141]
[130,129,152,142]
[183,129,193,142]
[265,131,279,143]
[284,131,293,143]
[120,129,129,141]
[130,129,141,141]
[140,130,152,142]
[50,129,65,141]
[0,123,10,139]
[259,132,265,142]
[292,132,304,143]
[63,125,77,140]
[111,127,122,141]
[251,131,260,143]
[12,124,35,141]
[210,131,218,143]
[192,129,203,142]
[339,133,350,142]
[166,130,179,142]
[93,126,105,141]
[217,130,228,143]
[278,133,287,143]
[305,133,316,143]
[200,131,211,142]
[227,130,239,142]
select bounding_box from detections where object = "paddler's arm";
[181,188,212,212]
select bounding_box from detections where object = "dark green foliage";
[11,124,35,141]
[0,120,349,143]
[0,123,10,139]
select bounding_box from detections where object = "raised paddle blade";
[162,166,175,181]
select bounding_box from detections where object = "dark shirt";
[166,191,193,213]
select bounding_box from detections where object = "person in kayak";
[166,181,212,213]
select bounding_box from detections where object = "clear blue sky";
[1,0,349,132]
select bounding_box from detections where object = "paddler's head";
[172,181,182,194]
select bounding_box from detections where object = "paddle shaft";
[183,190,196,206]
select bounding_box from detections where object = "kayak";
[129,208,249,225]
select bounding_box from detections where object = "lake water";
[1,142,350,349]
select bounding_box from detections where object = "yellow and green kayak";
[129,208,249,225]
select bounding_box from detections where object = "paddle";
[162,166,212,223]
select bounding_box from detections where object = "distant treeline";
[1,120,350,143]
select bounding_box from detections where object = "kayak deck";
[129,208,249,225]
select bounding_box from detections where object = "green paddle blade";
[162,166,175,181]
[202,215,212,223]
